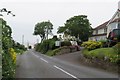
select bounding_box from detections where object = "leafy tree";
[57,15,92,41]
[1,18,26,78]
[33,21,53,42]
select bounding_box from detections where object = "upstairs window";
[104,28,107,33]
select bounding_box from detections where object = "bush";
[61,41,72,47]
[113,42,120,54]
[35,39,57,54]
[39,39,51,53]
[46,46,69,56]
[2,48,16,78]
[99,40,108,47]
[82,48,120,64]
[81,40,102,50]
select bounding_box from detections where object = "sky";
[0,0,120,46]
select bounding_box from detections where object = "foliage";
[2,50,16,78]
[2,19,16,78]
[99,40,108,47]
[33,21,53,42]
[35,39,56,54]
[57,15,92,41]
[61,41,72,47]
[113,42,120,54]
[12,41,27,51]
[9,48,17,64]
[46,46,69,56]
[81,41,102,50]
[82,48,120,63]
[1,19,26,78]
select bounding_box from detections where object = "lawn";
[82,48,119,63]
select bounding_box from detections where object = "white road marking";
[31,53,48,63]
[40,58,49,63]
[54,65,80,80]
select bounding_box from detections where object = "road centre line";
[53,65,80,80]
[31,53,49,63]
[40,58,49,63]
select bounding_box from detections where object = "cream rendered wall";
[98,28,104,34]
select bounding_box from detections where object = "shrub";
[39,39,51,53]
[46,46,69,56]
[82,48,120,64]
[99,40,108,47]
[9,48,17,64]
[61,41,72,47]
[81,41,102,50]
[35,39,57,54]
[113,42,120,54]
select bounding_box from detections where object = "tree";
[33,20,53,42]
[57,15,92,41]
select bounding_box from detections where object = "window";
[104,28,107,33]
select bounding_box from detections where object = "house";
[107,9,120,37]
[89,2,120,41]
[89,17,120,41]
[89,21,109,41]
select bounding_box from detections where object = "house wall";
[89,35,107,41]
[98,28,104,34]
[93,30,97,35]
[107,22,118,37]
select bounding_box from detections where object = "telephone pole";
[22,35,24,45]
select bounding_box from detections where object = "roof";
[94,18,120,30]
[110,18,120,23]
[93,21,109,30]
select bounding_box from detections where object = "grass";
[82,47,119,63]
[89,48,116,58]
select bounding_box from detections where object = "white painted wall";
[93,30,96,35]
[107,22,118,37]
[98,28,104,34]
[89,35,107,41]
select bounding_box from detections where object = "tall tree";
[57,15,92,41]
[33,21,53,42]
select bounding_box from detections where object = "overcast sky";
[0,0,119,46]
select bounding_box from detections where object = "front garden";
[81,40,120,73]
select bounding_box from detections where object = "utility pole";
[27,41,29,49]
[22,35,24,45]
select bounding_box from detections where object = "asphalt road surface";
[15,50,119,79]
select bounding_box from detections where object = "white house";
[89,21,108,41]
[89,1,120,41]
[89,17,120,41]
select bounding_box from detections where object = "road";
[15,50,119,79]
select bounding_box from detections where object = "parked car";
[107,29,120,46]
